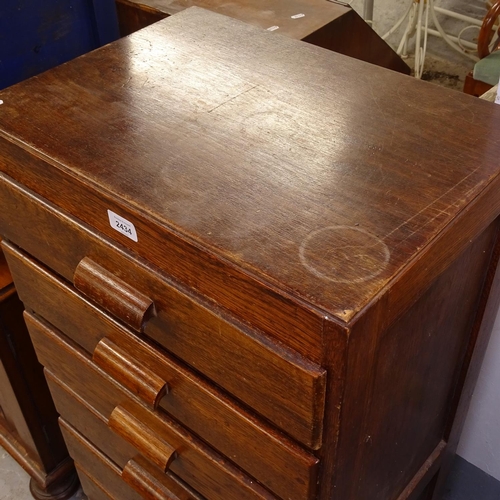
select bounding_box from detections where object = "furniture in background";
[1,7,500,500]
[115,0,411,74]
[478,84,499,102]
[464,0,500,96]
[0,242,77,500]
[0,0,119,90]
[380,0,483,78]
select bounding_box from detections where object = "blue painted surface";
[0,0,119,90]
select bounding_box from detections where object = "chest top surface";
[0,7,500,322]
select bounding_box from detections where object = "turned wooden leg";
[29,469,80,500]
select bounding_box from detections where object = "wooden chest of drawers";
[1,7,500,500]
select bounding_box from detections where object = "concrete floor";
[0,447,32,500]
[0,446,85,500]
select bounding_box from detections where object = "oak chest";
[1,7,500,500]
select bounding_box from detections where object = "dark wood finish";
[122,455,205,500]
[0,10,497,326]
[0,247,77,500]
[0,175,326,451]
[0,8,500,500]
[65,421,203,500]
[477,0,500,58]
[74,257,157,333]
[18,300,317,500]
[63,421,150,500]
[109,405,178,472]
[430,203,500,499]
[327,220,500,500]
[26,317,275,500]
[395,441,446,500]
[77,459,204,500]
[77,467,116,500]
[0,417,77,500]
[56,378,205,500]
[93,337,168,409]
[115,0,410,74]
[463,1,500,96]
[463,71,493,97]
[116,0,166,36]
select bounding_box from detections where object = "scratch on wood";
[207,84,259,113]
[121,76,132,88]
[369,87,395,147]
[383,166,481,246]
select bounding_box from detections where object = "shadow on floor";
[442,456,500,500]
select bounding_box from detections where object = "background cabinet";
[0,244,77,500]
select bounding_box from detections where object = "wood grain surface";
[28,316,278,500]
[74,257,157,333]
[2,8,500,500]
[13,272,319,500]
[118,0,352,35]
[115,0,410,73]
[2,234,326,452]
[1,8,498,323]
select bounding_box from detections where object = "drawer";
[28,314,276,500]
[0,177,326,450]
[14,253,319,500]
[66,427,142,500]
[61,417,203,500]
[76,466,116,500]
[25,312,315,500]
[75,464,114,500]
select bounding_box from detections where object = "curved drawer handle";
[74,257,156,332]
[109,405,177,473]
[93,337,168,409]
[122,457,182,500]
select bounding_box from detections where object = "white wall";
[457,306,500,481]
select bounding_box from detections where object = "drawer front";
[63,418,203,500]
[76,466,116,500]
[0,176,326,450]
[77,460,205,500]
[12,246,319,500]
[65,425,143,500]
[25,312,284,500]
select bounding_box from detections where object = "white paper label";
[495,85,500,105]
[267,25,279,31]
[291,13,305,19]
[107,210,138,242]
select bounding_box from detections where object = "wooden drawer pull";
[122,456,202,500]
[122,458,182,500]
[109,405,177,473]
[93,337,168,409]
[74,257,156,332]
